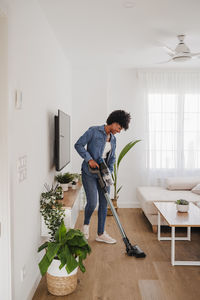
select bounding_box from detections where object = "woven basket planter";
[107,198,118,216]
[46,259,78,296]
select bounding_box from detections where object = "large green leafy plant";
[40,184,65,241]
[112,140,141,199]
[38,221,91,275]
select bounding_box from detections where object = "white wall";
[108,68,146,207]
[0,11,12,300]
[7,1,72,299]
[71,67,146,207]
[71,66,109,172]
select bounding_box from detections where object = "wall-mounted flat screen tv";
[54,110,70,171]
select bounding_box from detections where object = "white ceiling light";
[173,56,191,62]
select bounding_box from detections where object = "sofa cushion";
[166,177,200,190]
[137,186,200,215]
[192,184,200,195]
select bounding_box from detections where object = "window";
[184,94,200,168]
[148,93,200,169]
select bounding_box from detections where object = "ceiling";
[39,0,200,68]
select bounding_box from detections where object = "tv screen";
[55,110,70,171]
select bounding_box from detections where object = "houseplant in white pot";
[72,181,77,190]
[176,199,189,212]
[38,221,91,296]
[107,140,141,216]
[72,173,81,183]
[55,172,74,191]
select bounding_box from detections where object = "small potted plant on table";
[176,199,189,212]
[72,181,77,190]
[55,172,74,191]
[72,173,81,183]
[38,221,91,296]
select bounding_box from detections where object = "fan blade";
[156,59,173,64]
[163,45,176,57]
[191,52,200,57]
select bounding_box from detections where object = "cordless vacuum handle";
[88,165,99,174]
[88,164,107,191]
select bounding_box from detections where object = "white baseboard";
[26,273,41,300]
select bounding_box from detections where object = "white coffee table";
[154,202,200,266]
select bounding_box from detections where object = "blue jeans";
[82,171,110,235]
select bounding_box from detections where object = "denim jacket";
[74,125,116,176]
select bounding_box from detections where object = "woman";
[74,110,131,243]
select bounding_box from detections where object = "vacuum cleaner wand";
[88,159,146,258]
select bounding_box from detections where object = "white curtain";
[138,70,200,185]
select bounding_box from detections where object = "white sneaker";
[96,231,116,244]
[83,225,89,239]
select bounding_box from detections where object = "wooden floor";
[33,209,200,300]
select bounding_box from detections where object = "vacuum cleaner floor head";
[126,244,146,258]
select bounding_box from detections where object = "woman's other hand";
[88,160,99,169]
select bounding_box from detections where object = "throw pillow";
[166,177,200,190]
[191,183,200,195]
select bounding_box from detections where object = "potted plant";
[38,221,91,296]
[72,181,77,190]
[55,172,74,191]
[40,184,65,240]
[176,199,189,212]
[72,173,81,183]
[107,140,141,216]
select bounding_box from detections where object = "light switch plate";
[17,155,27,183]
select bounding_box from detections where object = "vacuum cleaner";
[88,158,146,258]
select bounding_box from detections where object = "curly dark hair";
[106,110,131,130]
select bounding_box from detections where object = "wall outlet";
[20,265,26,282]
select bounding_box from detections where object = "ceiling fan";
[160,35,200,63]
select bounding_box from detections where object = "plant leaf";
[46,243,61,261]
[117,185,123,195]
[38,254,52,276]
[55,221,66,243]
[66,229,84,242]
[65,253,78,274]
[67,235,88,247]
[78,257,86,273]
[57,244,69,269]
[71,247,88,260]
[38,241,48,252]
[111,173,114,181]
[117,140,141,169]
[113,163,117,181]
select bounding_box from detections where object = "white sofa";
[136,177,200,233]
